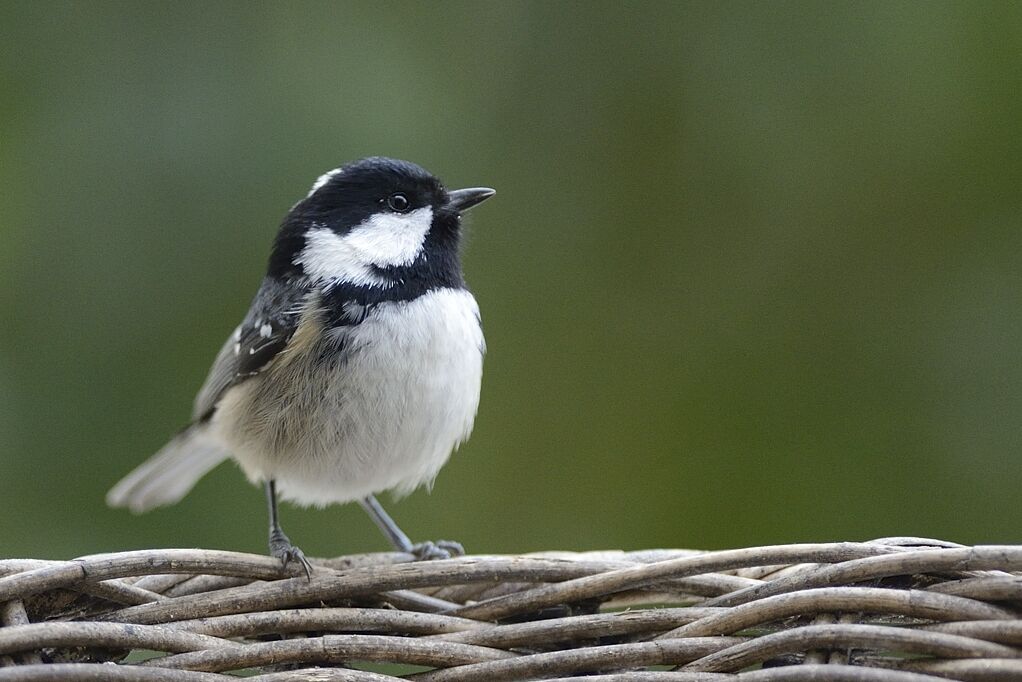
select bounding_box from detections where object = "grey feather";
[105,426,229,513]
[109,278,312,513]
[192,277,309,421]
[191,327,242,422]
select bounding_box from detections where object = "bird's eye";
[386,193,410,212]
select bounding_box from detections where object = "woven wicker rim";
[1,537,1020,680]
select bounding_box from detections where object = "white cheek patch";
[293,208,434,286]
[294,227,391,287]
[344,207,433,268]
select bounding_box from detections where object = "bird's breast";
[215,287,485,505]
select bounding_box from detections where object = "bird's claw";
[410,539,465,560]
[269,530,314,580]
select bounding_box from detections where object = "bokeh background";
[2,1,1021,560]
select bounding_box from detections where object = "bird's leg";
[359,494,464,560]
[265,480,313,579]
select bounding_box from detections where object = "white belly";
[212,288,484,506]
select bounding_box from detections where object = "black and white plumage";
[107,157,495,572]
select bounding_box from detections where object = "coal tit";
[107,157,495,575]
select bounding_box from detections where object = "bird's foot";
[269,529,313,579]
[410,539,465,560]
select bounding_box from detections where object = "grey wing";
[192,277,311,422]
[191,328,243,422]
[108,277,312,513]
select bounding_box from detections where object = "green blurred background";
[2,1,1020,560]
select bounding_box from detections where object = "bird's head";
[269,157,494,290]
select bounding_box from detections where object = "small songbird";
[107,157,495,574]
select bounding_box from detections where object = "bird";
[107,157,495,575]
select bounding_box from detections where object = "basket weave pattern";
[1,538,1020,680]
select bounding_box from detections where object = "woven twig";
[0,539,1019,680]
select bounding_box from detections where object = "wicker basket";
[1,537,1020,680]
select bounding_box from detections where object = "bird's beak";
[447,187,496,212]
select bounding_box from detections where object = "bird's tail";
[106,425,230,513]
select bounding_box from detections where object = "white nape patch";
[294,207,433,285]
[307,168,342,197]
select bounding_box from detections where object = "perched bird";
[107,157,494,574]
